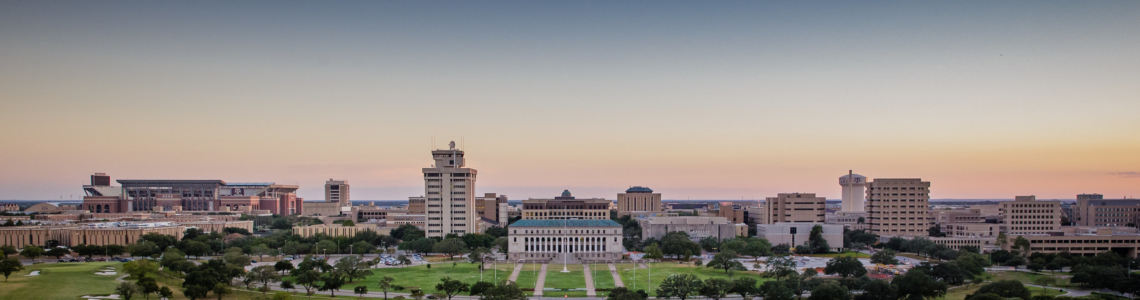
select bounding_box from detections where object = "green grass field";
[803,251,870,258]
[990,271,1073,287]
[545,268,586,289]
[588,264,616,290]
[0,262,123,300]
[514,263,543,289]
[940,283,1064,300]
[357,262,502,293]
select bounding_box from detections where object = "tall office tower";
[1002,195,1062,235]
[866,178,931,236]
[763,193,826,224]
[617,186,662,217]
[422,142,477,237]
[325,179,350,207]
[839,171,867,212]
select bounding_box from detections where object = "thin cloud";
[1109,172,1140,178]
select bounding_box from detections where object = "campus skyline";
[2,2,1138,200]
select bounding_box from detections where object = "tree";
[0,245,17,258]
[434,238,469,260]
[436,277,471,300]
[20,245,44,262]
[1013,236,1031,254]
[351,241,375,255]
[804,225,831,254]
[699,278,734,300]
[356,286,370,299]
[729,277,759,300]
[480,281,528,300]
[335,255,374,282]
[0,258,24,281]
[892,269,947,300]
[281,280,295,293]
[707,250,745,275]
[212,283,232,300]
[700,236,721,252]
[1032,277,1056,294]
[608,287,647,300]
[158,286,173,300]
[123,259,159,280]
[644,243,664,259]
[855,280,896,300]
[275,260,295,275]
[183,284,210,300]
[871,250,899,265]
[138,277,159,300]
[117,282,139,300]
[319,272,347,297]
[824,256,867,278]
[808,281,849,300]
[379,276,398,300]
[966,280,1030,300]
[410,289,426,300]
[1005,256,1026,270]
[292,269,322,296]
[400,238,436,255]
[763,255,799,280]
[128,241,160,258]
[249,265,281,294]
[470,281,495,296]
[660,232,702,258]
[1028,258,1045,273]
[657,273,703,300]
[392,224,426,241]
[758,281,794,300]
[46,247,70,259]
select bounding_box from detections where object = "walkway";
[508,263,524,283]
[608,263,624,287]
[583,264,596,297]
[534,264,549,296]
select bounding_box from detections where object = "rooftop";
[511,219,621,227]
[625,186,654,193]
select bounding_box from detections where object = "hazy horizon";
[2,1,1138,201]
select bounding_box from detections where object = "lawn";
[803,251,870,258]
[616,262,768,296]
[514,263,544,289]
[940,283,1064,300]
[357,262,490,293]
[588,264,616,290]
[0,262,123,300]
[990,271,1072,287]
[545,268,586,290]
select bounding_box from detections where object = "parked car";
[58,259,68,263]
[251,260,258,264]
[84,257,94,262]
[69,258,80,262]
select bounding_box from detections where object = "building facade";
[292,223,390,238]
[764,193,826,224]
[521,190,610,220]
[475,193,509,226]
[423,146,477,237]
[755,223,844,252]
[507,219,623,263]
[0,220,251,247]
[1072,194,1140,227]
[81,174,302,215]
[1001,196,1061,235]
[325,179,350,207]
[617,186,662,217]
[408,197,427,214]
[638,216,747,242]
[839,172,867,213]
[866,178,931,236]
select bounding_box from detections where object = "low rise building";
[507,219,623,263]
[521,190,610,220]
[764,193,826,224]
[1008,227,1140,258]
[1072,194,1140,227]
[292,223,390,238]
[638,216,747,242]
[1,203,19,211]
[0,220,251,247]
[755,223,843,252]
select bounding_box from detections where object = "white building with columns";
[507,219,624,263]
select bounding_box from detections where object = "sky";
[1,1,1138,201]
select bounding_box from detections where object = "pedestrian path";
[609,263,624,287]
[583,264,597,297]
[534,264,549,296]
[508,263,524,282]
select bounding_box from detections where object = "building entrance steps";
[609,263,624,287]
[534,264,548,296]
[508,263,524,282]
[583,264,597,297]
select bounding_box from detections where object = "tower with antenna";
[839,170,867,212]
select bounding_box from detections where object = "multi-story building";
[865,178,931,236]
[325,179,350,207]
[0,203,18,211]
[293,223,390,238]
[932,208,984,224]
[1001,195,1061,235]
[521,190,610,220]
[839,172,867,213]
[1073,193,1140,226]
[717,202,760,224]
[617,186,662,217]
[408,197,427,214]
[475,193,509,226]
[764,193,826,224]
[507,219,623,263]
[422,145,477,237]
[1007,227,1140,258]
[941,223,1004,237]
[0,220,251,247]
[81,173,302,215]
[756,223,844,252]
[639,216,747,242]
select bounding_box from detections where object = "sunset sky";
[2,1,1138,201]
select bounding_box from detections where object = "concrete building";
[408,197,426,214]
[1008,227,1140,258]
[292,223,389,238]
[25,202,77,214]
[638,216,747,242]
[1001,196,1061,235]
[839,172,867,213]
[617,186,662,217]
[717,202,760,224]
[423,144,477,237]
[325,179,350,207]
[1072,194,1140,226]
[81,173,302,215]
[755,223,844,252]
[475,193,509,226]
[1,203,18,211]
[521,190,610,220]
[507,219,623,263]
[764,193,826,224]
[866,178,931,236]
[941,223,1004,237]
[932,208,984,224]
[827,212,868,230]
[0,220,251,247]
